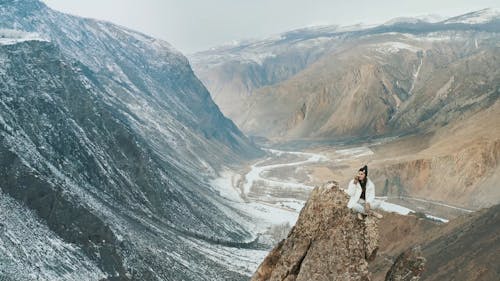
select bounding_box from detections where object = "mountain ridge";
[191,9,500,136]
[0,0,264,279]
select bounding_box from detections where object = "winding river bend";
[239,147,474,223]
[243,148,328,194]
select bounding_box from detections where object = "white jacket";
[346,179,375,208]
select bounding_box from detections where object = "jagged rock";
[251,181,380,281]
[364,216,380,262]
[385,246,426,281]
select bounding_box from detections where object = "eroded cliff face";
[251,182,383,281]
[369,101,500,210]
[373,139,500,207]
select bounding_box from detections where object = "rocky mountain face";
[368,98,500,209]
[251,181,499,281]
[1,0,260,166]
[0,0,263,280]
[369,203,500,281]
[192,9,500,141]
[251,182,426,281]
[190,30,337,121]
[419,203,500,281]
[384,247,426,281]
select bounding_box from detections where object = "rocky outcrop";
[251,181,381,281]
[251,181,432,281]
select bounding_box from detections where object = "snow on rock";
[0,3,262,278]
[335,146,374,158]
[210,169,245,202]
[243,149,328,194]
[383,14,444,26]
[376,197,450,222]
[0,190,105,281]
[444,8,500,24]
[0,29,48,45]
[373,41,421,54]
[383,17,424,26]
[181,236,269,277]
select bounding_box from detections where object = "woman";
[345,165,383,219]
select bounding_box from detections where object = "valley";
[1,1,499,280]
[208,133,486,274]
[193,13,500,278]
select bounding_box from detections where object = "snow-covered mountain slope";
[443,8,500,24]
[0,190,105,281]
[1,0,261,170]
[0,37,257,281]
[0,0,264,280]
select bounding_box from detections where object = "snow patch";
[0,29,48,45]
[409,55,423,95]
[377,200,413,215]
[335,147,374,158]
[424,214,449,223]
[210,169,244,202]
[0,190,105,280]
[376,198,449,222]
[373,42,421,54]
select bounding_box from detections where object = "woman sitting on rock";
[345,165,383,219]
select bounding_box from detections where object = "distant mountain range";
[191,8,500,141]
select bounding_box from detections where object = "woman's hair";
[358,165,368,188]
[358,165,368,177]
[359,177,367,189]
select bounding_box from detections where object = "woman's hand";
[353,175,359,184]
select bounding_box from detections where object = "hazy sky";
[41,0,500,54]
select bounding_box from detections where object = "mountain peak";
[383,13,446,26]
[0,0,45,6]
[384,17,425,26]
[444,8,500,24]
[0,0,47,13]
